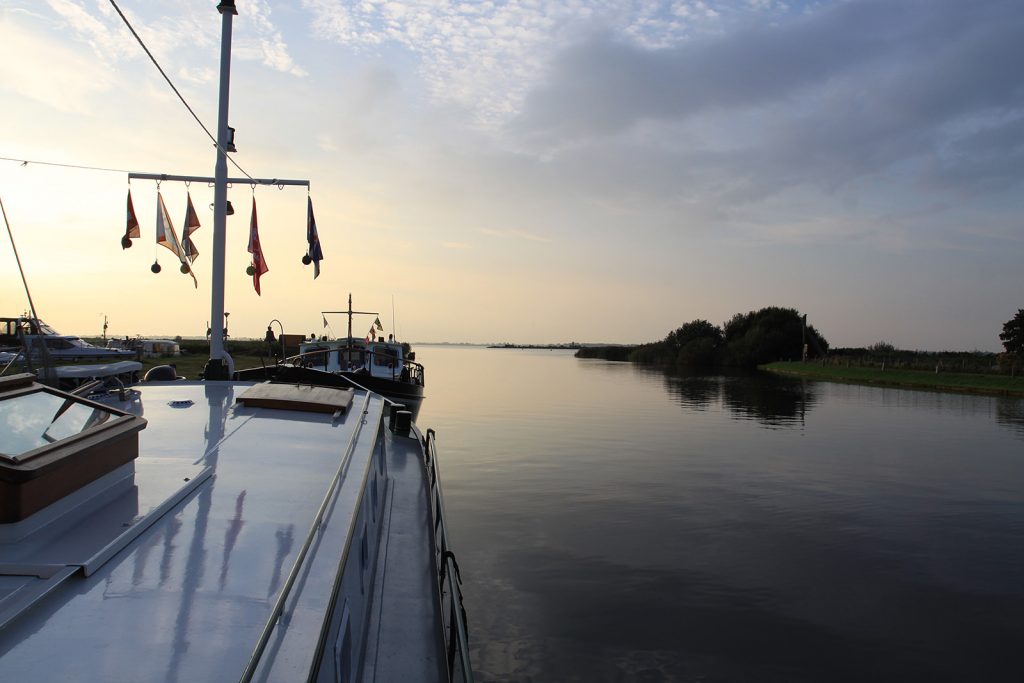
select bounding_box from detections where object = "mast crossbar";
[128,173,309,187]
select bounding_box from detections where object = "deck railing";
[424,428,474,683]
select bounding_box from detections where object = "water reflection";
[417,347,1024,682]
[721,373,815,428]
[996,398,1024,438]
[655,368,817,428]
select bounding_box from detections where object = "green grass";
[762,361,1024,397]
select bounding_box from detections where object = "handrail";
[424,428,473,682]
[238,390,372,682]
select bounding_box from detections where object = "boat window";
[334,604,352,683]
[373,347,398,366]
[0,389,113,460]
[45,338,73,350]
[340,349,364,366]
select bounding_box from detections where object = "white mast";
[206,0,237,379]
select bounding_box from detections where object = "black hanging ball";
[180,264,190,274]
[151,261,162,274]
[301,254,312,266]
[246,265,256,276]
[121,235,133,249]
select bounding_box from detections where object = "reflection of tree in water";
[659,369,817,428]
[995,398,1024,438]
[721,373,817,428]
[660,372,722,411]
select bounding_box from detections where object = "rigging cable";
[106,0,254,182]
[1,195,52,375]
[0,156,130,175]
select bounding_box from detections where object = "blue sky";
[1,0,1021,349]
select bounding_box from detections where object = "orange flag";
[123,189,140,248]
[181,192,201,263]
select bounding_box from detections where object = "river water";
[413,346,1024,682]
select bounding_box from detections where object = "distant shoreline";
[486,343,582,350]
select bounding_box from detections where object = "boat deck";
[364,428,447,681]
[0,380,445,681]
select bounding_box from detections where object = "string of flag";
[120,181,324,294]
[365,316,383,342]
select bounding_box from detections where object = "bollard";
[395,410,412,437]
[388,403,406,431]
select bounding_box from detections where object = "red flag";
[156,191,198,288]
[123,189,140,247]
[181,192,201,263]
[247,197,268,295]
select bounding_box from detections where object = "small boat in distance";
[105,337,182,358]
[237,294,426,419]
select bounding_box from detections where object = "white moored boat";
[0,317,135,364]
[239,295,426,420]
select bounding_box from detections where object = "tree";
[669,320,723,367]
[1000,309,1024,358]
[722,307,829,367]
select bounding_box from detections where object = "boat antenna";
[1,195,52,376]
[391,294,396,341]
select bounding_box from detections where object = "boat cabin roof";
[0,379,441,681]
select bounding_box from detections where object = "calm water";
[414,346,1024,682]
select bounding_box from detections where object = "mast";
[205,0,237,380]
[321,294,378,346]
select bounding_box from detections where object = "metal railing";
[424,428,473,682]
[238,392,372,682]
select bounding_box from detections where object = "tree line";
[576,306,828,369]
[577,307,1024,375]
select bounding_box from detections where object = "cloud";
[236,0,307,77]
[514,0,1023,141]
[499,0,1024,208]
[0,16,115,112]
[299,0,785,126]
[442,241,473,250]
[479,228,552,244]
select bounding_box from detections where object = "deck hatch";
[0,373,147,523]
[236,382,354,414]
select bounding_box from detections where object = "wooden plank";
[236,382,354,414]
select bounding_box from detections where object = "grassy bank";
[763,361,1024,397]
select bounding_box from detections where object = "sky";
[1,0,1021,350]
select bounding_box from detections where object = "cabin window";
[370,474,378,522]
[373,347,398,367]
[304,348,327,367]
[0,389,113,460]
[333,604,352,683]
[360,525,369,593]
[340,349,364,367]
[44,338,74,351]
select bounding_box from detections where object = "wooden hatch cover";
[236,382,354,414]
